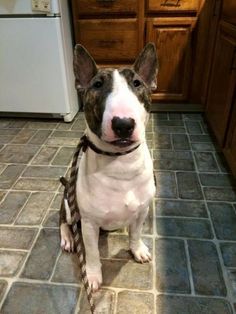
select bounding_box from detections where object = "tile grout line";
[31,146,59,166]
[182,120,199,298]
[49,250,62,283]
[0,276,81,288]
[11,128,38,145]
[184,239,195,295]
[155,215,210,220]
[113,288,119,314]
[73,286,83,314]
[174,171,180,200]
[7,128,25,144]
[211,150,222,173]
[12,191,33,225]
[0,164,7,177]
[0,278,15,311]
[28,129,54,146]
[0,144,6,153]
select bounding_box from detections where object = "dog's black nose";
[111,117,135,138]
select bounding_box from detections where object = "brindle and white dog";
[60,43,158,292]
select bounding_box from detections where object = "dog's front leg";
[81,218,102,292]
[129,207,152,263]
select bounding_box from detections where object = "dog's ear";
[73,44,98,90]
[133,43,158,90]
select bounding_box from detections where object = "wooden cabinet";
[222,0,236,26]
[72,0,144,67]
[146,17,196,101]
[73,0,138,16]
[190,0,221,105]
[206,21,236,146]
[71,0,205,105]
[205,2,236,176]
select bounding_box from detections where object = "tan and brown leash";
[59,134,141,314]
[60,135,95,313]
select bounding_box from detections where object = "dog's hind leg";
[129,206,152,263]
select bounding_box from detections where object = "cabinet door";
[146,17,196,101]
[190,0,221,104]
[206,21,236,146]
[224,97,236,176]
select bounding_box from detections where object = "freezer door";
[0,17,73,114]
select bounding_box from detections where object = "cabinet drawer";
[147,0,199,13]
[75,19,139,63]
[73,0,138,17]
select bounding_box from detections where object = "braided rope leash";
[60,134,141,313]
[66,135,96,313]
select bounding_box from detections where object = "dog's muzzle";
[111,116,135,147]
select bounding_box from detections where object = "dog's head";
[73,43,158,148]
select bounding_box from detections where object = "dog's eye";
[93,80,103,89]
[133,79,141,87]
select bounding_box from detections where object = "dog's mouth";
[109,139,135,148]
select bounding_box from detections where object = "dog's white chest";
[101,190,144,229]
[77,143,155,230]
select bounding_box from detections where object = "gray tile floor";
[0,112,236,313]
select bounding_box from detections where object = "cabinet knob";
[161,0,181,7]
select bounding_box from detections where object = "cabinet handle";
[161,0,181,7]
[98,39,120,47]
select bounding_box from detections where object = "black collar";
[81,134,140,156]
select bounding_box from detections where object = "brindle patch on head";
[119,68,152,112]
[83,68,114,138]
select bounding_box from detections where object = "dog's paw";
[130,240,152,263]
[87,269,102,293]
[60,223,74,252]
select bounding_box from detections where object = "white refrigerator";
[0,0,79,122]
